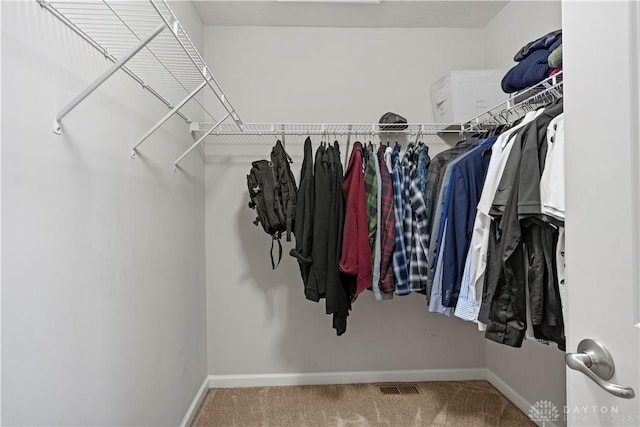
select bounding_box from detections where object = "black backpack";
[247,140,298,268]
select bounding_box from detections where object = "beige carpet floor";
[192,380,535,427]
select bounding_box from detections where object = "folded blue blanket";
[502,48,552,93]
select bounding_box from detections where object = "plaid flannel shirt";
[363,144,378,256]
[377,146,396,294]
[391,146,410,295]
[402,146,430,292]
[401,146,414,263]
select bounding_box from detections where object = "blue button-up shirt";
[441,137,496,307]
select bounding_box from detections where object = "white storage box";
[431,70,507,124]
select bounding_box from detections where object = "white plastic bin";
[431,70,507,124]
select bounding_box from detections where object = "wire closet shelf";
[40,0,563,172]
[192,72,564,144]
[38,0,243,157]
[462,71,563,133]
[190,122,461,137]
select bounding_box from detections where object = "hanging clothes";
[339,141,373,298]
[302,141,350,335]
[541,114,566,325]
[391,144,410,295]
[457,109,543,328]
[401,145,431,293]
[363,143,378,264]
[368,143,392,301]
[423,139,477,239]
[439,136,496,308]
[424,140,478,302]
[480,101,564,348]
[540,114,565,223]
[376,145,396,295]
[417,145,431,202]
[290,137,315,296]
[518,104,565,349]
[428,150,477,315]
[325,142,350,335]
[279,103,566,345]
[307,144,330,302]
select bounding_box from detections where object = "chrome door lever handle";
[566,339,635,399]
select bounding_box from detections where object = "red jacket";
[339,142,373,298]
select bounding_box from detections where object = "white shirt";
[429,221,452,316]
[540,114,565,221]
[384,146,393,173]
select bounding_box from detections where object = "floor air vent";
[379,386,400,395]
[379,385,420,395]
[397,386,419,394]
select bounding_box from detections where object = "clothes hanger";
[344,128,351,166]
[418,128,424,146]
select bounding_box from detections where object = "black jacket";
[290,137,315,297]
[307,145,330,301]
[325,142,350,335]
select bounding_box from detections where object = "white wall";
[203,6,567,411]
[203,26,489,378]
[204,26,488,124]
[482,1,567,422]
[486,341,566,417]
[1,2,207,425]
[0,1,569,423]
[484,1,562,69]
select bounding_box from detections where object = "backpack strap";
[273,141,296,242]
[270,235,283,270]
[285,201,293,242]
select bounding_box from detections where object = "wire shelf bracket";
[39,0,243,155]
[51,20,170,135]
[131,78,209,159]
[174,112,231,172]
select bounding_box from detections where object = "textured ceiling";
[192,1,509,28]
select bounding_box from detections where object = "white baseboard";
[486,370,561,427]
[208,368,486,388]
[180,377,209,427]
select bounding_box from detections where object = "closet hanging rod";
[189,123,462,137]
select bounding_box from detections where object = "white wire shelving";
[40,0,564,172]
[38,0,242,161]
[189,122,461,137]
[187,122,460,168]
[462,71,563,133]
